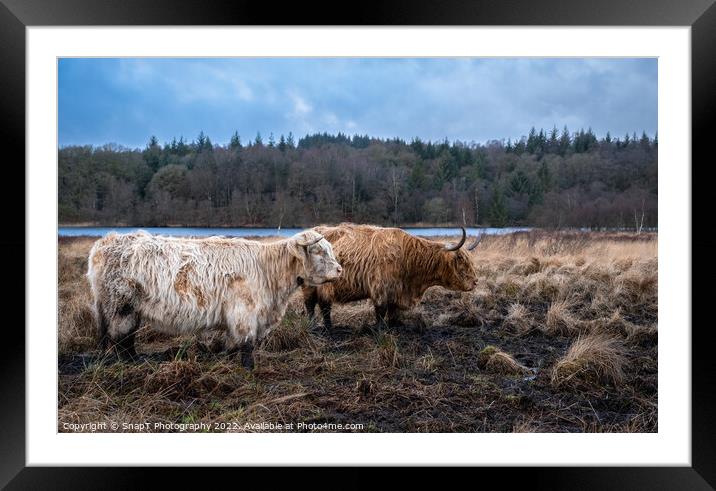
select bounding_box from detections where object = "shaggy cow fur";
[302,223,479,328]
[87,230,341,368]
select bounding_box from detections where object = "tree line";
[59,127,657,229]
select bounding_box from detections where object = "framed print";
[4,0,715,487]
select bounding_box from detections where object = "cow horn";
[467,234,483,251]
[297,235,323,247]
[444,227,466,251]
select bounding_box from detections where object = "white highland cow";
[87,230,342,368]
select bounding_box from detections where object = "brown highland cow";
[302,223,481,328]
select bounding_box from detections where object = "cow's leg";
[117,320,139,361]
[240,340,255,370]
[223,336,241,356]
[318,300,333,330]
[226,308,257,370]
[374,304,389,328]
[226,334,255,370]
[206,331,227,354]
[95,300,110,351]
[303,287,318,322]
[223,325,243,358]
[108,307,140,361]
[386,304,403,327]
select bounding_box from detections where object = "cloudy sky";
[58,58,657,148]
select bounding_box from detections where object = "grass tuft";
[372,331,403,368]
[477,345,529,376]
[543,299,581,337]
[551,334,627,387]
[262,312,321,353]
[504,303,533,334]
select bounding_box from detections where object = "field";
[58,231,657,433]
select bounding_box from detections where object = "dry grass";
[371,331,404,369]
[414,348,442,373]
[58,231,657,433]
[441,230,658,342]
[543,299,582,337]
[477,345,530,376]
[262,312,322,353]
[58,237,97,353]
[504,303,532,334]
[551,334,628,387]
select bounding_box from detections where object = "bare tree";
[634,198,645,234]
[273,191,287,230]
[474,185,480,225]
[385,165,407,225]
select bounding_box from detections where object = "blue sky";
[58,58,657,148]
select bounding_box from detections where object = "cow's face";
[291,231,342,286]
[439,248,479,292]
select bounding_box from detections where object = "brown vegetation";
[477,346,530,376]
[551,334,627,387]
[58,230,657,433]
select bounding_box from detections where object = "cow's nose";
[336,265,343,274]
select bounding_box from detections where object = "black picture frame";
[3,0,714,487]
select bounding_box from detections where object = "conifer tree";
[229,131,242,150]
[489,185,508,227]
[559,126,571,156]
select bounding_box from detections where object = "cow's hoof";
[241,353,255,370]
